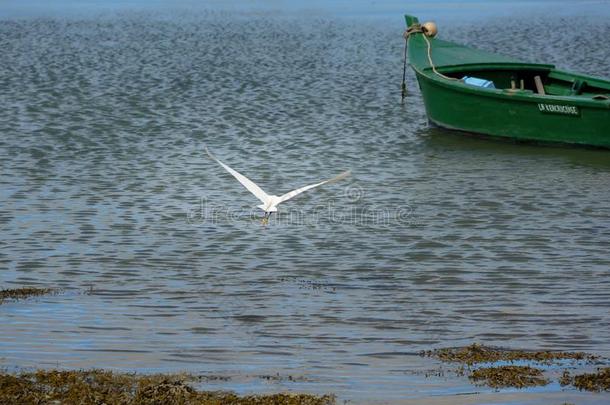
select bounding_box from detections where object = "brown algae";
[469,365,549,388]
[0,287,53,304]
[424,343,595,365]
[0,370,335,405]
[561,368,610,392]
[422,344,599,389]
[559,370,573,386]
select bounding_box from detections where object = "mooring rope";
[401,23,458,101]
[400,36,408,100]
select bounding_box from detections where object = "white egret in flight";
[206,147,350,224]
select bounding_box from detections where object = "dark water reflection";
[1,5,609,403]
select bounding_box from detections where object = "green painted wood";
[404,14,610,148]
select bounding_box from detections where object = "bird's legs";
[261,212,270,226]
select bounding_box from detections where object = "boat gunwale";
[411,66,610,110]
[410,58,610,91]
[434,62,556,73]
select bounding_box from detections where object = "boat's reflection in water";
[419,125,610,169]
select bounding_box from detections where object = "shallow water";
[1,1,610,403]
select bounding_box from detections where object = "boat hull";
[404,14,610,149]
[414,70,610,148]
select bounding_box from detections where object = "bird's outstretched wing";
[206,147,270,204]
[279,170,350,203]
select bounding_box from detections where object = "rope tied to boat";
[401,22,458,101]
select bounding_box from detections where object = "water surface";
[1,2,610,403]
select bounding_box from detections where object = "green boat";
[403,15,610,148]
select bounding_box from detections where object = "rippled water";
[1,3,610,403]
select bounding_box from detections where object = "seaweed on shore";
[0,370,335,405]
[424,343,595,365]
[559,370,573,386]
[468,365,549,388]
[0,287,53,304]
[560,368,610,391]
[421,343,599,389]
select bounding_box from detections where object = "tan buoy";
[422,21,438,38]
